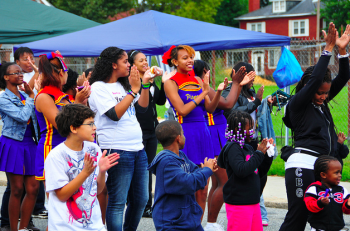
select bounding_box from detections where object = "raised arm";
[329,24,350,100]
[288,23,336,111]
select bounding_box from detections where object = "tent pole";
[211,50,216,88]
[284,45,290,146]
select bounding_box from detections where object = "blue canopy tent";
[15,10,290,57]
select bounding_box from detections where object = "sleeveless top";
[35,86,71,147]
[168,72,206,123]
[205,109,227,126]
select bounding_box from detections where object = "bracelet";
[142,83,151,89]
[192,99,198,106]
[337,53,349,59]
[322,50,332,56]
[128,90,137,98]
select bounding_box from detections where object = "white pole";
[283,45,290,146]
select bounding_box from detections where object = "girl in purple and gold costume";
[35,52,90,182]
[163,45,225,219]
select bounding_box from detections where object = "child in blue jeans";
[148,120,217,231]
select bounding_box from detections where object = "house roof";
[236,0,323,20]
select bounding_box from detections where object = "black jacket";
[221,87,261,119]
[283,55,349,156]
[136,82,166,133]
[217,142,273,205]
[304,181,350,231]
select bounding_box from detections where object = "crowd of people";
[0,22,349,231]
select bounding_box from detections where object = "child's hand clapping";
[201,157,218,172]
[257,138,270,154]
[82,153,97,176]
[320,196,330,206]
[337,132,346,145]
[98,150,120,173]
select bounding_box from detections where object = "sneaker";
[32,210,48,219]
[27,221,40,231]
[142,207,152,218]
[0,226,11,231]
[262,220,269,226]
[204,223,224,231]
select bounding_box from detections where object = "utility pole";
[316,0,320,40]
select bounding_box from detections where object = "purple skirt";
[181,121,214,165]
[208,123,227,157]
[0,135,37,175]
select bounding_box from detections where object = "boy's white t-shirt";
[88,81,143,151]
[45,141,106,231]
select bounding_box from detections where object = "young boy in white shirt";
[44,104,119,231]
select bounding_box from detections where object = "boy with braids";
[148,120,217,231]
[304,155,350,231]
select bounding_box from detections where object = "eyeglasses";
[6,72,24,76]
[81,122,95,128]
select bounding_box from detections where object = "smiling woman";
[88,46,154,230]
[0,62,39,230]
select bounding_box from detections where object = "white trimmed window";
[268,49,281,68]
[289,19,309,37]
[272,1,286,13]
[226,50,249,67]
[247,22,266,33]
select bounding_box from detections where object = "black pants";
[142,131,158,208]
[279,167,315,231]
[0,177,46,227]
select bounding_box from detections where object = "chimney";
[249,0,260,12]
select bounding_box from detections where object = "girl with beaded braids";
[279,23,350,231]
[217,110,273,231]
[163,45,227,220]
[88,46,153,230]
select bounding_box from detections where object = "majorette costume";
[205,109,227,156]
[0,92,37,175]
[167,71,214,164]
[35,52,70,180]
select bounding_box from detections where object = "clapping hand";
[98,150,120,173]
[231,66,246,83]
[201,157,218,172]
[240,71,256,87]
[323,22,337,52]
[337,132,346,145]
[129,65,141,93]
[202,70,210,94]
[19,81,34,99]
[82,153,97,176]
[257,138,270,154]
[217,77,229,91]
[336,24,350,53]
[162,70,176,83]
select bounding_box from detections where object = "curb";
[265,201,288,209]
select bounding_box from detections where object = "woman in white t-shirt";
[88,46,152,231]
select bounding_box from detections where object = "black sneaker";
[27,221,40,231]
[32,210,48,219]
[142,207,152,218]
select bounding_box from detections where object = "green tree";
[214,0,248,27]
[49,0,133,23]
[135,0,222,23]
[320,0,350,31]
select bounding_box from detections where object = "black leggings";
[142,132,158,208]
[279,167,315,231]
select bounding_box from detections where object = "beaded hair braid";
[225,110,254,148]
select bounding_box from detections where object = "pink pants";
[225,203,263,231]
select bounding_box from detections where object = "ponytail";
[39,55,62,89]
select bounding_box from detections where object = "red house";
[227,0,324,77]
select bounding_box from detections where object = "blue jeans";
[104,149,149,231]
[260,194,268,222]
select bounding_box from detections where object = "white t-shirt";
[23,71,34,83]
[88,81,143,151]
[45,141,106,231]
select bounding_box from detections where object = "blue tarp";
[15,10,291,57]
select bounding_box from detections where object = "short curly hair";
[55,104,95,137]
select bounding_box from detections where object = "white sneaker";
[262,220,269,226]
[204,223,224,231]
